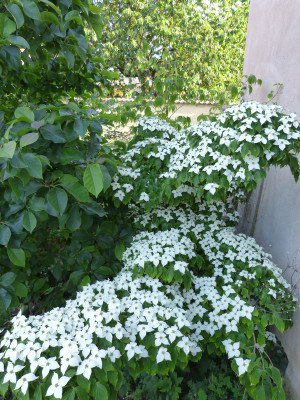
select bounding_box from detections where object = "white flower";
[15,373,38,395]
[235,358,251,375]
[39,357,60,379]
[46,372,70,399]
[139,192,150,202]
[76,357,96,380]
[177,337,190,355]
[3,362,25,384]
[60,354,81,375]
[244,155,260,171]
[115,190,125,201]
[107,347,121,363]
[156,347,171,363]
[204,183,219,195]
[165,326,182,343]
[125,342,140,360]
[155,332,169,347]
[227,342,240,358]
[274,138,290,150]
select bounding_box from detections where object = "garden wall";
[239,0,300,397]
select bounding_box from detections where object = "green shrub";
[0,101,134,324]
[0,102,299,399]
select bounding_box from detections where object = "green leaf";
[74,118,89,138]
[14,106,35,122]
[0,272,16,287]
[29,196,45,212]
[99,165,112,191]
[7,35,30,49]
[22,0,41,20]
[79,202,106,217]
[31,120,45,130]
[230,86,238,97]
[107,371,118,387]
[65,10,83,24]
[83,163,103,197]
[39,0,62,17]
[154,97,164,108]
[60,148,83,165]
[23,153,43,179]
[60,181,90,202]
[0,288,12,310]
[250,367,263,385]
[40,11,60,26]
[22,211,37,233]
[16,169,31,185]
[88,13,103,37]
[40,124,66,143]
[7,247,25,267]
[0,141,16,159]
[14,282,28,298]
[9,177,20,199]
[93,383,108,400]
[248,74,256,85]
[197,389,207,400]
[62,389,75,400]
[80,275,90,287]
[33,385,42,400]
[115,243,125,261]
[0,225,11,246]
[269,366,282,390]
[6,4,24,28]
[261,313,269,328]
[0,15,16,37]
[100,70,120,80]
[273,312,285,333]
[61,49,75,68]
[76,375,90,393]
[66,206,81,231]
[20,132,39,148]
[75,387,90,400]
[251,382,266,400]
[47,188,68,216]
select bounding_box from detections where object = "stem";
[263,350,273,366]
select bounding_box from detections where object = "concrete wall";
[240,0,300,398]
[170,102,215,124]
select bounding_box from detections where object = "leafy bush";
[0,101,134,324]
[119,353,247,400]
[0,102,299,399]
[0,0,139,325]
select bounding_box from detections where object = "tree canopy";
[0,0,106,112]
[96,0,249,102]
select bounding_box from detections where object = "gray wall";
[240,0,300,397]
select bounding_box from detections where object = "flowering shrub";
[0,101,299,399]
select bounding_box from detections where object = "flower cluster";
[0,102,298,399]
[112,101,300,208]
[122,229,197,287]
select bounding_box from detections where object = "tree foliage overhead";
[97,0,249,101]
[0,0,107,111]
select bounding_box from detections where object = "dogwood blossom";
[0,103,298,398]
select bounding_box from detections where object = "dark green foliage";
[0,0,134,324]
[119,344,288,400]
[119,354,247,400]
[0,102,134,323]
[0,0,106,111]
